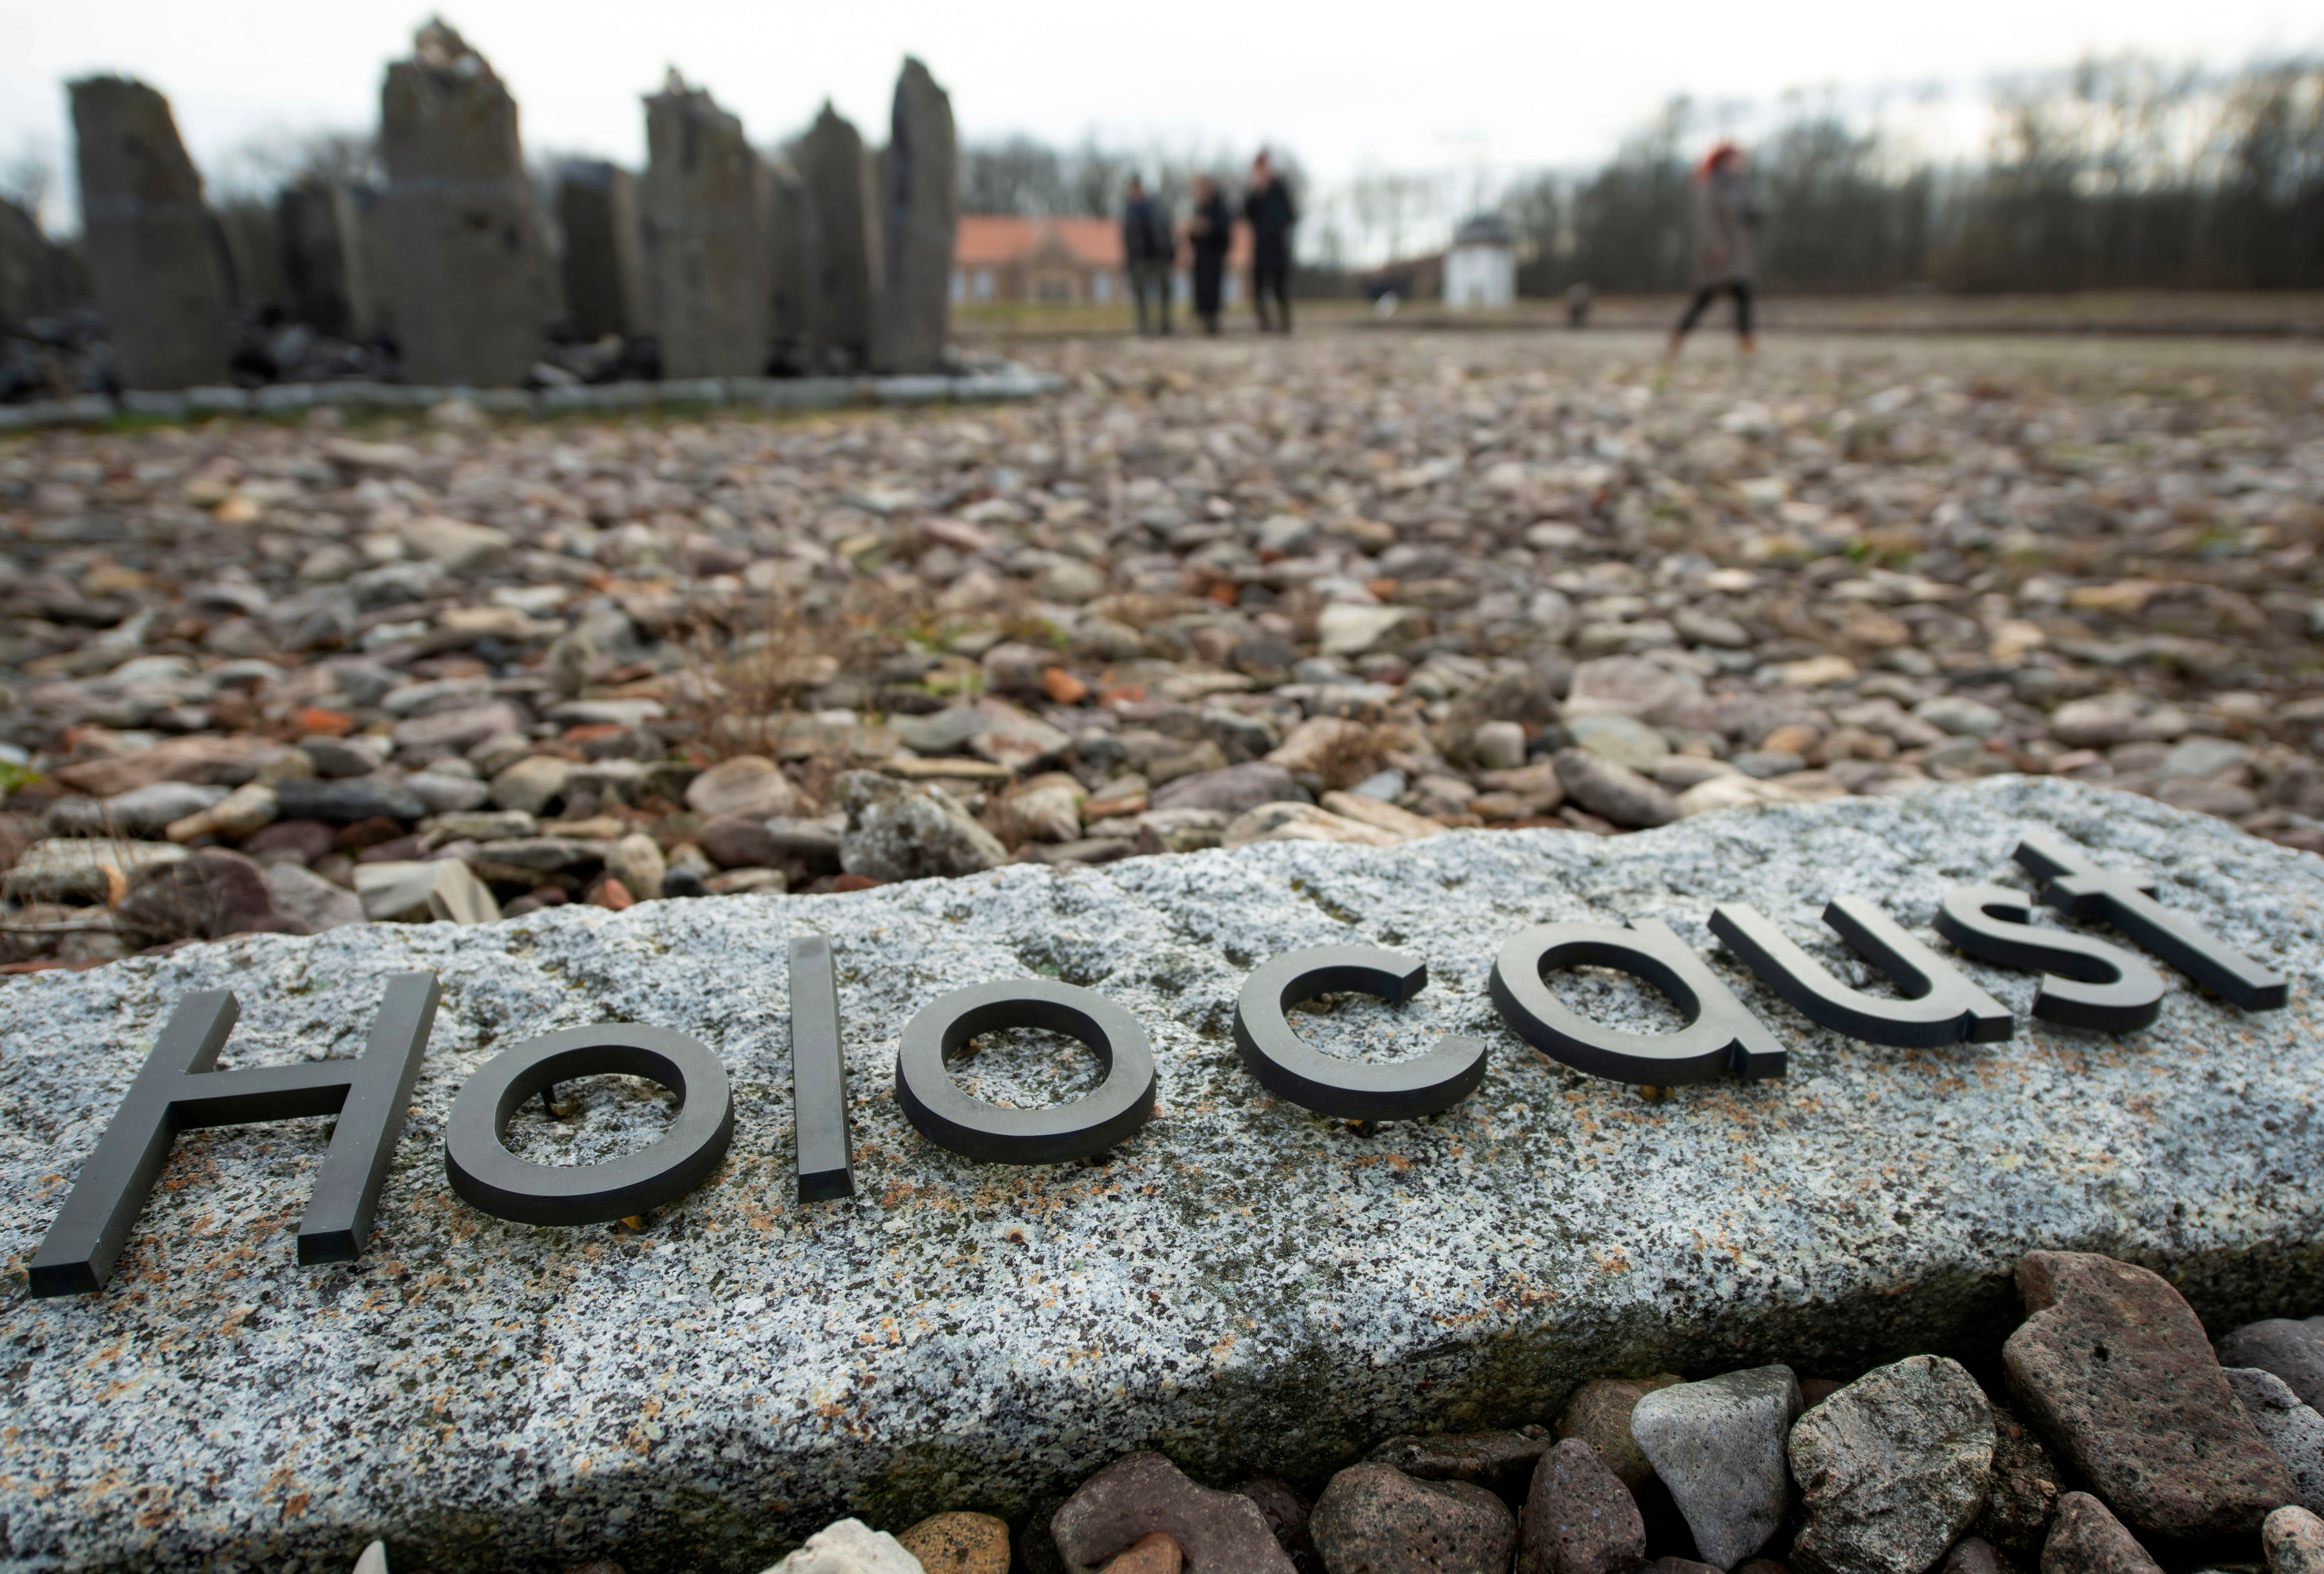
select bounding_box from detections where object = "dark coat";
[1122,194,1173,263]
[1245,180,1297,262]
[1189,193,1232,261]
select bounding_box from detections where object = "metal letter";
[1488,919,1786,1084]
[1709,896,2013,1047]
[29,973,440,1297]
[896,979,1155,1164]
[1233,943,1487,1119]
[1935,883,2165,1031]
[2014,830,2288,1010]
[443,1023,734,1226]
[789,934,855,1202]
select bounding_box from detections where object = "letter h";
[28,973,439,1297]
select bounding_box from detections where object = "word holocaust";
[27,831,2283,1298]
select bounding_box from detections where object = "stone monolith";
[279,179,361,338]
[372,21,557,385]
[870,58,957,374]
[215,198,284,310]
[764,160,813,371]
[555,159,645,341]
[0,197,78,332]
[639,78,766,378]
[68,77,231,389]
[795,103,878,370]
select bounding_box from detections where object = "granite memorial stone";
[557,159,647,342]
[870,58,956,375]
[2,780,2321,1568]
[795,104,878,370]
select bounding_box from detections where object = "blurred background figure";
[1244,150,1297,333]
[1565,281,1592,329]
[1121,173,1173,336]
[1186,175,1232,334]
[1668,141,1759,357]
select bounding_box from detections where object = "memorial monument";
[870,59,957,375]
[639,77,768,380]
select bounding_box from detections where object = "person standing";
[1243,151,1298,333]
[1668,142,1759,357]
[1187,175,1233,334]
[1121,175,1174,336]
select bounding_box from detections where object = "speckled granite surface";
[2,778,2320,1572]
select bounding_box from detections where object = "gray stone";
[2040,1492,2161,1574]
[1149,762,1301,816]
[796,105,879,369]
[273,777,429,824]
[1368,1427,1554,1501]
[769,1517,924,1573]
[1472,721,1530,772]
[6,779,2324,1567]
[1053,1452,1294,1573]
[2219,1320,2324,1411]
[765,160,813,368]
[1554,749,1679,829]
[399,516,513,572]
[0,195,78,333]
[262,862,365,933]
[891,707,988,756]
[278,177,364,339]
[606,833,667,905]
[686,755,801,820]
[2227,1368,2324,1514]
[407,772,492,815]
[1786,1355,1994,1574]
[305,735,394,778]
[69,77,230,389]
[47,782,227,839]
[555,159,646,340]
[870,59,957,375]
[641,81,766,379]
[1913,697,2004,740]
[2267,1506,2324,1574]
[489,756,570,815]
[2157,737,2251,782]
[835,769,1006,881]
[1631,1365,1802,1568]
[1568,714,1671,773]
[352,858,500,924]
[372,22,558,385]
[392,701,525,756]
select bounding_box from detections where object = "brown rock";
[1235,1477,1318,1570]
[1976,1402,2062,1559]
[1049,1452,1294,1574]
[1517,1437,1646,1574]
[1097,1532,1182,1574]
[1370,1426,1557,1502]
[2218,1319,2324,1412]
[1310,1461,1517,1574]
[2004,1250,2295,1541]
[1556,1376,1686,1487]
[1939,1537,2003,1574]
[896,1509,1011,1573]
[55,736,266,797]
[114,848,305,943]
[2039,1492,2161,1574]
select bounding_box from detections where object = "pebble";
[1785,1354,1993,1574]
[2225,1368,2324,1513]
[2219,1319,2324,1411]
[1630,1364,1802,1568]
[1553,748,1680,829]
[894,1510,1011,1573]
[1555,1376,1685,1488]
[2267,1506,2324,1574]
[1368,1427,1555,1503]
[1309,1461,1517,1574]
[2004,1250,2294,1540]
[1516,1437,1646,1574]
[834,771,1007,880]
[762,1516,923,1573]
[2038,1492,2161,1574]
[1049,1452,1295,1574]
[1973,1402,2061,1559]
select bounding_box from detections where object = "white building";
[1443,214,1517,310]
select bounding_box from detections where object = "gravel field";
[4,326,2323,968]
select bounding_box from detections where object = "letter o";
[896,979,1155,1164]
[444,1023,735,1226]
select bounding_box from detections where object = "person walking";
[1187,174,1233,334]
[1121,175,1174,336]
[1243,151,1298,333]
[1668,142,1760,357]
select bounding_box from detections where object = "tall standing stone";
[764,161,812,371]
[0,198,79,331]
[555,160,645,341]
[68,77,231,390]
[870,58,957,374]
[795,104,878,370]
[215,198,285,310]
[279,179,360,338]
[639,80,766,378]
[373,21,557,385]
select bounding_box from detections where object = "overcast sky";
[3,0,2317,227]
